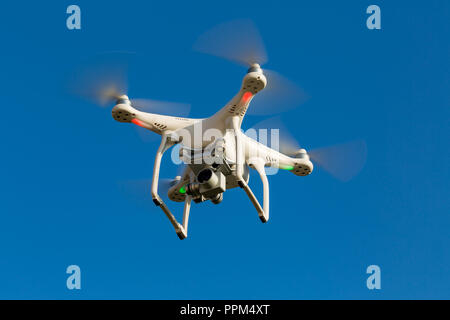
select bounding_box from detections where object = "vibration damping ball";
[211,193,223,204]
[186,182,201,198]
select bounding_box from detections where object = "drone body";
[111,64,313,239]
[73,20,366,239]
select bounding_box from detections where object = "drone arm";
[151,133,188,239]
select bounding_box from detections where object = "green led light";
[179,186,186,194]
[280,165,294,171]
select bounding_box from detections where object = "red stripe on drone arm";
[131,118,146,127]
[241,91,253,104]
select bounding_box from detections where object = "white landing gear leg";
[231,117,269,223]
[182,195,192,236]
[248,158,269,223]
[151,133,191,240]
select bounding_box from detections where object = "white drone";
[73,20,366,239]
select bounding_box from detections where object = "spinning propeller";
[67,53,191,117]
[118,165,188,207]
[118,178,177,208]
[193,19,308,115]
[251,117,368,182]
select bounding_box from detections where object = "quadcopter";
[72,20,366,239]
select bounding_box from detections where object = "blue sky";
[0,0,448,299]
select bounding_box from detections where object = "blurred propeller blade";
[118,177,180,208]
[134,125,160,143]
[194,19,307,115]
[67,53,130,107]
[193,19,268,66]
[249,116,367,181]
[117,178,153,208]
[249,69,308,115]
[131,99,191,117]
[309,139,367,182]
[249,116,300,154]
[160,178,179,194]
[67,52,193,145]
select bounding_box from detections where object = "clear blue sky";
[0,0,448,299]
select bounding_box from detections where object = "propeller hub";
[293,148,308,159]
[247,63,262,74]
[116,95,130,105]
